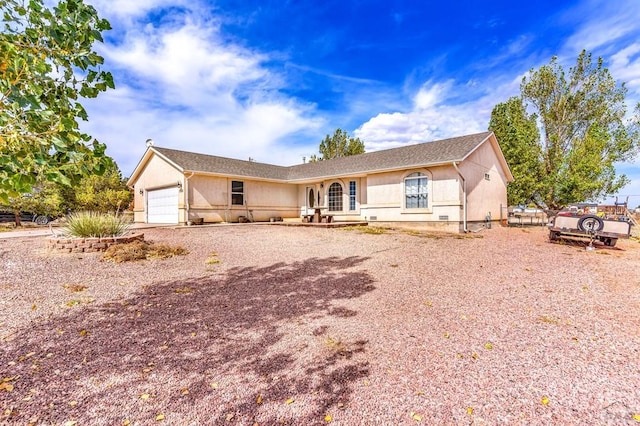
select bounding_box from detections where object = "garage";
[147,186,179,224]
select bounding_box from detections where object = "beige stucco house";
[126,131,513,232]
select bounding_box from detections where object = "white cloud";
[356,106,485,152]
[83,91,323,175]
[609,43,640,93]
[80,1,322,175]
[562,0,640,53]
[354,76,523,151]
[602,160,640,206]
[557,0,640,126]
[413,80,453,110]
[155,102,322,160]
[478,34,535,71]
[555,0,640,110]
[80,0,639,193]
[103,17,271,109]
[356,80,488,151]
[565,19,634,53]
[87,0,188,19]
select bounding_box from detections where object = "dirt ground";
[1,224,639,425]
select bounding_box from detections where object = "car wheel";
[577,215,604,232]
[549,230,560,241]
[604,238,617,247]
[34,215,49,226]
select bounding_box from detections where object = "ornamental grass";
[64,211,131,238]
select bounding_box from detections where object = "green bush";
[64,211,131,238]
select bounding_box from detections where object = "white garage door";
[147,187,179,224]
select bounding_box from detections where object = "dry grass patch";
[402,229,444,239]
[65,297,95,307]
[324,336,347,353]
[102,241,188,263]
[538,315,560,324]
[455,233,484,239]
[400,229,485,239]
[204,251,221,265]
[62,283,88,293]
[322,336,367,360]
[340,225,387,234]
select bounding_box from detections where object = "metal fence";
[499,204,548,227]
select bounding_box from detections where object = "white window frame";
[402,171,431,212]
[328,182,343,212]
[349,180,357,211]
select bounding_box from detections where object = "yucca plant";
[64,211,131,238]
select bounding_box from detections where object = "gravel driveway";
[1,224,639,425]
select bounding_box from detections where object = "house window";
[308,188,315,208]
[328,182,343,212]
[231,180,244,205]
[349,181,356,211]
[484,173,490,181]
[405,172,428,209]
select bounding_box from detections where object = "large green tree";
[489,97,542,206]
[8,158,131,225]
[490,50,640,210]
[8,179,70,225]
[72,159,131,213]
[311,128,365,161]
[0,0,114,204]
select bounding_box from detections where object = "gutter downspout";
[185,172,195,224]
[452,162,468,233]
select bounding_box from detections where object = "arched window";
[405,172,428,208]
[328,182,343,212]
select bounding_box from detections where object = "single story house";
[126,131,513,232]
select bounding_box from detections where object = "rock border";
[46,233,144,253]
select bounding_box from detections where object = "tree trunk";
[13,210,21,227]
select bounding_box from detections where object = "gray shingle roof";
[152,131,493,181]
[153,147,290,180]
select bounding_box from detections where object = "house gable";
[458,132,513,183]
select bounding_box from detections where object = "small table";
[304,206,327,223]
[313,207,323,223]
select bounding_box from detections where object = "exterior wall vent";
[439,215,449,221]
[370,216,377,221]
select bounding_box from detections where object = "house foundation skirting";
[46,233,144,253]
[368,221,462,233]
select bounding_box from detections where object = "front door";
[306,187,315,214]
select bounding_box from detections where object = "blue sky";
[82,0,640,207]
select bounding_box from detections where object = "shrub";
[64,211,131,238]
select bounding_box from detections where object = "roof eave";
[285,160,466,183]
[183,169,289,183]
